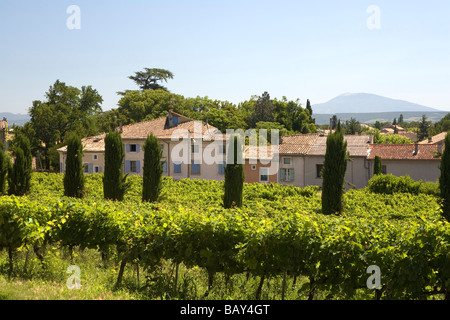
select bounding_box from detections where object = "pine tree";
[439,132,450,221]
[103,131,129,201]
[63,134,85,198]
[321,121,348,215]
[223,136,245,208]
[373,155,382,175]
[142,133,163,202]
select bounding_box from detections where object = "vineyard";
[0,173,449,300]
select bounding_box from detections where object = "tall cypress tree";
[373,155,382,176]
[321,121,348,215]
[103,131,129,201]
[223,136,245,208]
[63,134,85,198]
[142,133,163,202]
[8,135,32,196]
[439,132,450,221]
[0,142,9,195]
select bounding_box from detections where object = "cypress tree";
[0,142,9,195]
[373,155,382,176]
[223,136,245,208]
[142,133,163,202]
[8,135,32,196]
[63,134,85,198]
[103,131,129,201]
[439,132,450,221]
[321,121,348,215]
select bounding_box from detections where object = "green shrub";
[368,174,439,196]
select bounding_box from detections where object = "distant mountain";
[313,111,449,125]
[312,93,439,114]
[0,112,30,127]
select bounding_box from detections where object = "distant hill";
[0,112,30,127]
[313,111,449,125]
[312,93,440,114]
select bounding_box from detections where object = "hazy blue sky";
[1,0,449,114]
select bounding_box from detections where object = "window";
[260,167,269,183]
[130,161,138,173]
[251,165,257,171]
[283,157,291,165]
[172,116,178,125]
[316,164,324,178]
[218,144,226,154]
[191,144,199,154]
[127,144,139,152]
[191,161,200,175]
[218,162,225,175]
[93,154,98,161]
[162,161,167,173]
[280,168,295,182]
[94,166,102,173]
[174,161,182,174]
[125,160,140,173]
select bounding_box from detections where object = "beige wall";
[368,159,440,182]
[123,138,226,181]
[305,156,369,189]
[278,155,305,188]
[60,151,105,174]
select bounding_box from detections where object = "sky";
[0,0,449,115]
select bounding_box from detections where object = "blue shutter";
[280,168,285,182]
[125,160,130,173]
[136,160,141,173]
[88,163,94,174]
[136,144,140,153]
[218,162,224,175]
[162,161,167,173]
[126,144,130,153]
[289,168,295,182]
[98,166,103,174]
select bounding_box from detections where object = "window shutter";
[280,168,285,181]
[125,160,130,173]
[88,164,94,174]
[163,161,167,173]
[136,160,141,173]
[136,144,140,153]
[126,144,130,153]
[290,168,295,182]
[98,166,103,173]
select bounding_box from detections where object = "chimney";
[413,142,419,155]
[428,137,432,143]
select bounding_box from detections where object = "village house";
[58,109,227,181]
[366,143,442,182]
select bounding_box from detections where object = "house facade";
[58,110,445,188]
[367,143,442,182]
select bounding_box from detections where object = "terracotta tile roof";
[279,134,320,155]
[57,134,106,152]
[367,143,442,160]
[120,116,223,140]
[308,135,372,157]
[418,131,448,145]
[244,145,277,160]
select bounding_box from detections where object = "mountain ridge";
[312,93,440,114]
